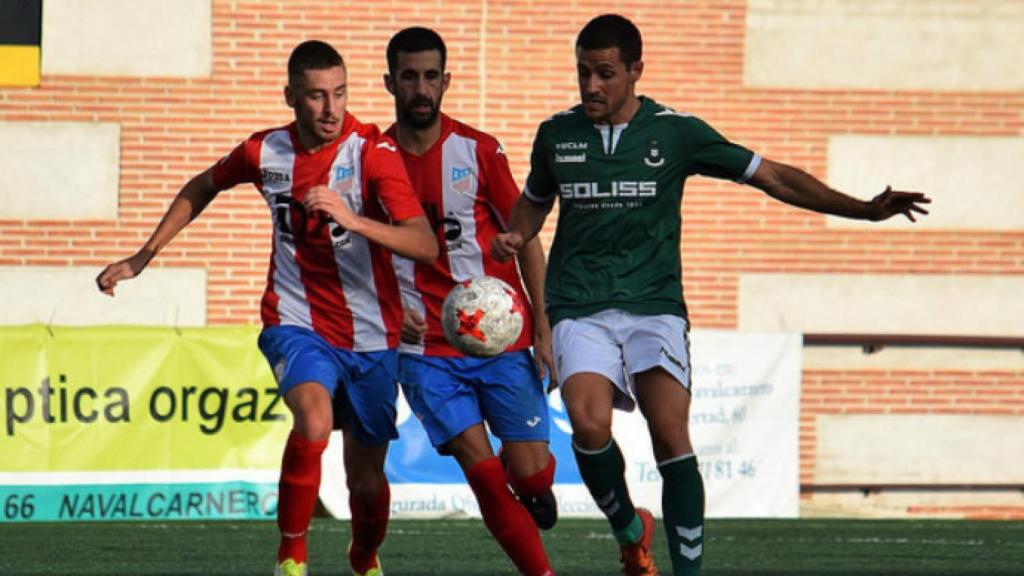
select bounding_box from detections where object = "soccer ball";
[441,276,525,357]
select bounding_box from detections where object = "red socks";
[348,481,390,573]
[277,431,328,563]
[466,457,554,576]
[277,437,553,574]
[509,455,556,499]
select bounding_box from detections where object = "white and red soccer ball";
[441,276,525,357]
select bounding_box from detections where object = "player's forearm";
[352,216,438,264]
[516,238,547,320]
[140,169,220,260]
[508,194,553,244]
[752,159,872,220]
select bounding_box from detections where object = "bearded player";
[384,27,558,576]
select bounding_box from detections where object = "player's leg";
[400,354,554,576]
[335,349,401,576]
[476,350,558,530]
[342,432,389,576]
[501,441,557,529]
[555,314,656,575]
[259,326,340,575]
[627,315,703,576]
[449,425,554,576]
[634,369,701,576]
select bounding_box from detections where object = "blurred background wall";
[1,0,1021,518]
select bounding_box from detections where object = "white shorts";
[551,309,692,412]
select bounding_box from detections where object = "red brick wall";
[801,368,1024,519]
[2,0,1021,517]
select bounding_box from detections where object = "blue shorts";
[399,349,550,453]
[257,325,399,446]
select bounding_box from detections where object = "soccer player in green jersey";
[492,13,930,576]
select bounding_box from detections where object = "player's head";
[384,27,450,130]
[285,40,347,147]
[575,14,644,124]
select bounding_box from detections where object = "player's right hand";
[490,232,524,262]
[95,251,153,296]
[400,307,428,345]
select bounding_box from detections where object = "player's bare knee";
[449,438,493,471]
[648,418,693,459]
[346,467,387,500]
[570,418,613,451]
[501,441,551,477]
[290,408,332,441]
[565,399,613,444]
[284,382,332,440]
[446,424,493,470]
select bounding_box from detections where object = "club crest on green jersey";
[644,140,665,168]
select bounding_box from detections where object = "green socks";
[660,454,704,575]
[572,439,640,542]
[574,439,706,575]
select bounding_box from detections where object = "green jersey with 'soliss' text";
[524,96,760,325]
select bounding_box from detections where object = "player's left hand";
[868,186,931,222]
[304,185,359,230]
[401,307,427,345]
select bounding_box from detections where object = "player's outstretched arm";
[748,158,931,222]
[492,194,554,262]
[96,168,221,296]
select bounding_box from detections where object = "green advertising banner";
[0,325,291,522]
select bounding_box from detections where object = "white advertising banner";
[321,331,802,519]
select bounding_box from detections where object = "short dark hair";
[576,14,643,67]
[287,40,344,84]
[386,27,447,75]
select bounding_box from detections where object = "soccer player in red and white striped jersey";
[384,27,557,576]
[97,40,437,576]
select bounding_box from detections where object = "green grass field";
[2,517,1022,575]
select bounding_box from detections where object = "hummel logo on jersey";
[261,168,291,183]
[376,141,397,152]
[525,416,542,427]
[555,153,586,164]
[644,140,665,168]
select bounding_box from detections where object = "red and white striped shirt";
[213,113,424,351]
[387,114,534,356]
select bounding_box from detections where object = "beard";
[397,96,441,130]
